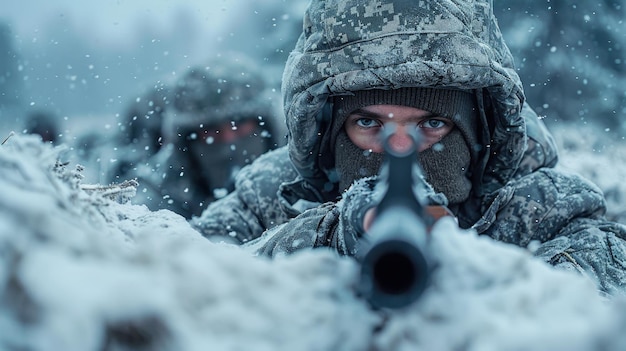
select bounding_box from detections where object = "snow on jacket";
[191,0,626,295]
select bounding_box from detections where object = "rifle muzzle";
[359,207,431,309]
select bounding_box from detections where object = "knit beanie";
[331,87,479,204]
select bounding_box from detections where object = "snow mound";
[1,134,625,351]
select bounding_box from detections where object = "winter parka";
[191,0,626,295]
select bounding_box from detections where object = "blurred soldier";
[110,83,170,181]
[123,54,284,218]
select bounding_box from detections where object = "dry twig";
[1,131,15,145]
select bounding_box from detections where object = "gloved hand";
[342,171,448,232]
[335,173,449,255]
[251,176,381,257]
[251,173,448,258]
[333,176,381,255]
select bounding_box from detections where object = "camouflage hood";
[282,0,557,200]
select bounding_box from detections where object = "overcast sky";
[1,0,272,131]
[2,0,232,45]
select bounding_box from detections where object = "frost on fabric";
[554,124,626,223]
[1,134,626,351]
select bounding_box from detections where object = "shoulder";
[489,168,607,221]
[234,145,298,196]
[192,146,298,242]
[512,168,605,201]
[232,145,299,225]
[476,168,608,244]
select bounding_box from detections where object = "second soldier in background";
[111,53,284,218]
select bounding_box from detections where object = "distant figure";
[117,54,284,218]
[24,111,60,144]
[111,83,170,180]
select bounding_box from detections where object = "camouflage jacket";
[192,0,626,295]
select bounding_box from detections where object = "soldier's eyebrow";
[349,108,436,119]
[350,108,383,119]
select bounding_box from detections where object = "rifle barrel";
[359,206,430,309]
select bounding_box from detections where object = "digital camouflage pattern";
[192,0,626,295]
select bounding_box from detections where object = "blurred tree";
[0,22,23,109]
[495,1,626,134]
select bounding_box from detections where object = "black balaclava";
[186,123,270,197]
[331,88,479,205]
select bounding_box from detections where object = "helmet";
[163,53,280,145]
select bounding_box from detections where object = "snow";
[2,133,626,351]
[2,1,626,349]
[553,124,626,223]
[0,0,306,136]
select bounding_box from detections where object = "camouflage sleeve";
[251,175,449,257]
[476,168,626,295]
[251,202,341,257]
[252,178,377,257]
[191,146,297,244]
[534,219,626,295]
[190,190,266,244]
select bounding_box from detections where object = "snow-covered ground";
[2,130,626,350]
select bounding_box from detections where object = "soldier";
[109,83,170,182]
[127,54,284,218]
[192,0,626,296]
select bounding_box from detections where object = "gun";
[357,124,449,309]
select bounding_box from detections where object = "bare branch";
[1,131,15,145]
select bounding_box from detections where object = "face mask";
[334,131,384,192]
[417,129,472,204]
[188,132,270,195]
[334,128,472,204]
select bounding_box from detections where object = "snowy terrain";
[2,1,626,349]
[2,130,626,351]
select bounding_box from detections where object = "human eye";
[355,118,381,129]
[420,118,448,129]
